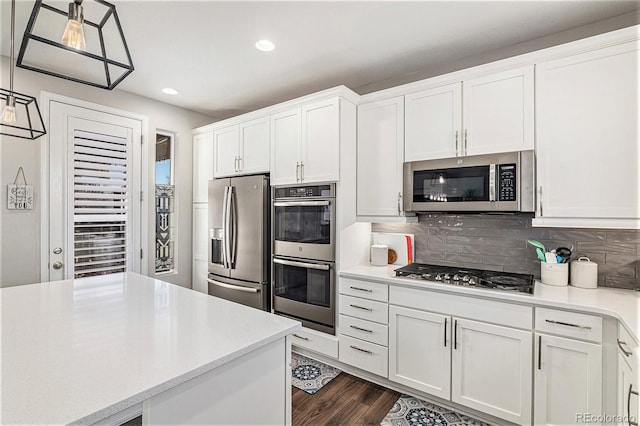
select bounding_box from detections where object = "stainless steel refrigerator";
[207,175,270,311]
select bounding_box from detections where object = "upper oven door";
[403,151,525,212]
[272,198,335,261]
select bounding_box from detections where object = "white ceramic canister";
[370,244,389,266]
[541,262,569,286]
[570,257,598,289]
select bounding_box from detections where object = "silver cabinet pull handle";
[207,278,259,293]
[292,333,309,341]
[444,318,448,348]
[454,319,458,350]
[238,156,242,172]
[618,339,634,357]
[397,192,402,215]
[300,161,304,182]
[350,304,373,312]
[464,129,468,155]
[544,319,592,330]
[296,162,300,182]
[349,286,373,293]
[349,325,373,333]
[538,335,542,370]
[629,384,638,426]
[455,130,459,156]
[350,345,373,355]
[539,186,544,217]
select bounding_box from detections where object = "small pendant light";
[0,0,47,139]
[61,0,87,51]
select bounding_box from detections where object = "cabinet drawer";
[339,295,388,324]
[339,314,388,347]
[291,327,338,359]
[339,278,388,302]
[535,307,602,343]
[339,334,388,377]
[618,323,638,369]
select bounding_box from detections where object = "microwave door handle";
[489,164,496,202]
[273,258,330,271]
[272,200,330,207]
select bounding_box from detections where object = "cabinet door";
[357,97,404,216]
[405,83,461,161]
[452,318,532,425]
[270,108,301,186]
[301,98,340,183]
[389,306,451,399]
[534,334,602,426]
[536,42,639,220]
[239,117,270,175]
[462,66,534,156]
[193,131,214,203]
[192,204,209,293]
[213,125,240,178]
[618,352,638,426]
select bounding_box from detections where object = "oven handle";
[207,278,260,293]
[273,258,331,271]
[273,200,330,207]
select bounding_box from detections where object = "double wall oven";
[272,184,336,334]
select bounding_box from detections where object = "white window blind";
[73,130,130,278]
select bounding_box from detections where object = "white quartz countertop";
[0,272,300,425]
[340,264,640,342]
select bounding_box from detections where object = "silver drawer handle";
[292,333,309,341]
[349,325,373,333]
[350,345,373,355]
[544,319,592,330]
[618,339,634,357]
[207,278,259,293]
[350,304,373,312]
[350,286,373,293]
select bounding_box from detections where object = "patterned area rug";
[381,394,492,426]
[291,353,342,394]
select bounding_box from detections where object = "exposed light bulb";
[439,174,445,184]
[61,2,86,50]
[1,97,16,124]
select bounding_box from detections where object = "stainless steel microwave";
[403,150,535,212]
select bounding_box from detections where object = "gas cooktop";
[394,263,535,295]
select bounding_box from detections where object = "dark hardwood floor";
[292,372,400,425]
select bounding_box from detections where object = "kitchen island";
[0,272,300,425]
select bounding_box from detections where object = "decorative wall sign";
[7,167,33,210]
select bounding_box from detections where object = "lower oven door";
[272,257,335,332]
[207,274,269,311]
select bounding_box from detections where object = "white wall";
[0,57,213,288]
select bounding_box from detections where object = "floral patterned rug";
[291,353,342,395]
[381,394,493,426]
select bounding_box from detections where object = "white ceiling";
[1,1,639,120]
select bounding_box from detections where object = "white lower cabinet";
[389,306,451,400]
[292,327,339,359]
[192,204,208,293]
[534,333,602,426]
[617,325,639,426]
[452,318,532,425]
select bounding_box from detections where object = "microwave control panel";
[498,164,517,202]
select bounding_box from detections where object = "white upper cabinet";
[357,97,405,217]
[404,66,533,161]
[405,83,461,161]
[270,108,302,186]
[535,41,639,228]
[213,117,269,178]
[301,98,340,184]
[271,97,342,186]
[462,66,534,156]
[193,130,214,203]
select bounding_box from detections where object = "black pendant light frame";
[17,0,134,90]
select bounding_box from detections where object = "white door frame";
[39,92,150,281]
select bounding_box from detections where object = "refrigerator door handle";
[221,186,229,269]
[224,186,233,270]
[230,187,238,268]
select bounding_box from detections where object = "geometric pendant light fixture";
[17,0,134,90]
[1,0,47,140]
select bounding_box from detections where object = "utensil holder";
[541,262,568,286]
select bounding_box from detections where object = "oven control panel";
[273,184,334,199]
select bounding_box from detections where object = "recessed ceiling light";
[162,88,178,95]
[255,40,275,52]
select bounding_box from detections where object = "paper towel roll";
[370,244,388,266]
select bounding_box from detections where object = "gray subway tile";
[550,230,606,242]
[603,276,640,290]
[577,242,637,255]
[606,230,640,244]
[603,253,640,266]
[463,227,506,237]
[598,264,636,278]
[445,253,485,264]
[447,235,485,246]
[483,238,526,248]
[428,242,465,253]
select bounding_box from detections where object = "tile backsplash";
[372,213,640,290]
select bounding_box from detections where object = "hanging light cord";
[9,0,15,95]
